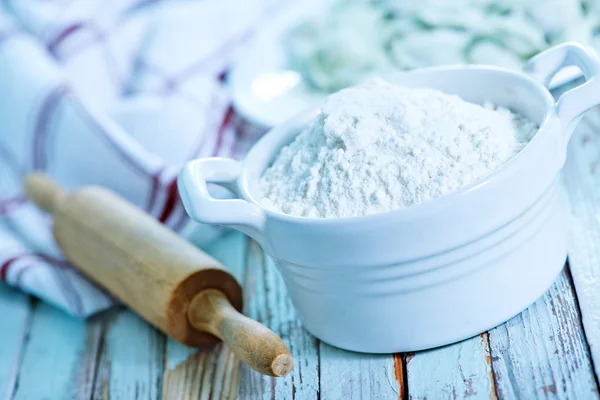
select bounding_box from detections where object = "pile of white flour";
[259,79,537,218]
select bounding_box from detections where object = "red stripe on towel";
[47,23,86,55]
[158,179,179,223]
[212,105,234,156]
[0,196,27,215]
[146,168,164,214]
[32,86,69,170]
[1,255,23,281]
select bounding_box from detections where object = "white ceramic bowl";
[179,43,600,352]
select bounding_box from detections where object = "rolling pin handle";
[25,173,68,213]
[188,289,294,377]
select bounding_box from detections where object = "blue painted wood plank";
[163,343,240,400]
[0,284,32,400]
[91,309,165,400]
[563,111,600,384]
[163,232,247,399]
[203,231,247,282]
[406,334,494,400]
[164,335,196,373]
[319,344,401,399]
[75,312,106,400]
[11,300,87,400]
[488,269,598,399]
[238,240,320,400]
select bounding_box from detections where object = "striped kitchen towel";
[0,0,273,317]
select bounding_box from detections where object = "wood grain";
[238,240,406,399]
[563,110,600,384]
[11,301,87,400]
[188,288,293,377]
[406,334,494,400]
[90,310,165,400]
[162,232,247,399]
[0,286,32,400]
[163,343,239,400]
[7,132,600,400]
[319,343,400,399]
[488,269,598,399]
[239,240,320,399]
[74,312,106,400]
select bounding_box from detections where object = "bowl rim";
[239,64,557,225]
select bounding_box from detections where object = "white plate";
[230,5,585,128]
[229,2,328,128]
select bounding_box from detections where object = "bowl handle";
[524,42,600,137]
[178,158,266,241]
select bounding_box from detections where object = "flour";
[259,79,537,218]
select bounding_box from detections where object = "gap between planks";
[406,266,598,400]
[563,109,600,388]
[0,289,35,400]
[3,242,596,399]
[7,232,595,399]
[158,108,600,399]
[161,231,247,400]
[239,238,405,400]
[76,232,248,400]
[487,267,598,399]
[405,333,497,400]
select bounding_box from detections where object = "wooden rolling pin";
[25,173,293,377]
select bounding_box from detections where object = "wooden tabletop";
[2,113,600,399]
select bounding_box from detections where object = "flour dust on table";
[259,78,538,218]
